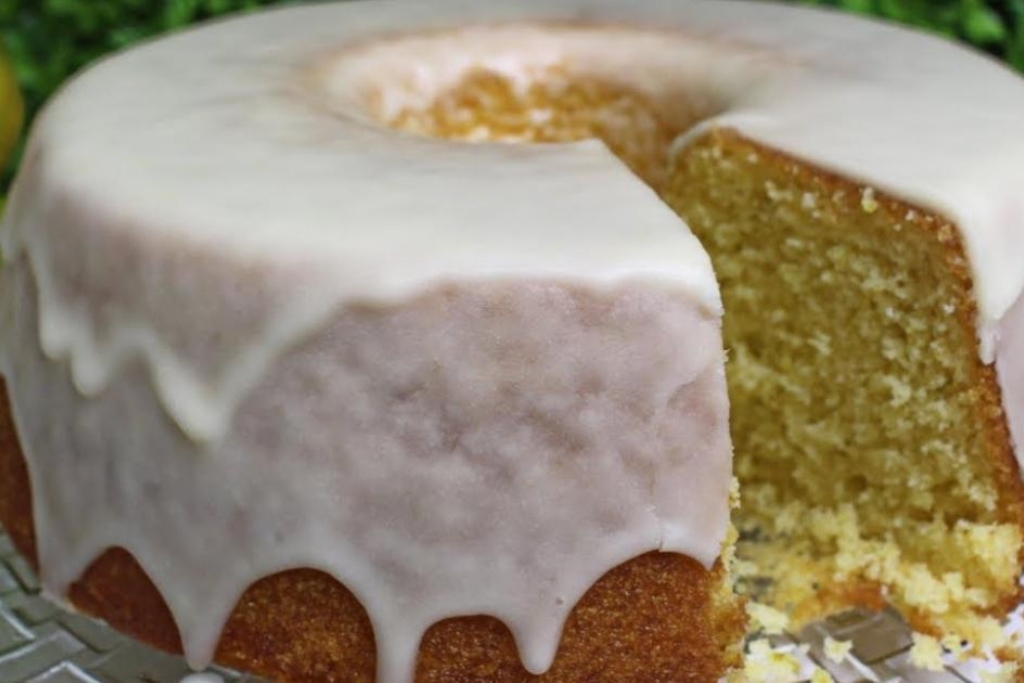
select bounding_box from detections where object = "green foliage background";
[1,0,1023,186]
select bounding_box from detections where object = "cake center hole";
[386,67,681,190]
[322,24,754,190]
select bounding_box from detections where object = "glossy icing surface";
[2,0,1024,680]
[2,257,732,680]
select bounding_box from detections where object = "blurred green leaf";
[838,0,875,13]
[961,0,1008,43]
[965,6,1008,42]
[801,0,1019,47]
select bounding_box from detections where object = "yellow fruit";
[0,46,23,170]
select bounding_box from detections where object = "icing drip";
[2,257,731,679]
[0,156,354,444]
[997,289,1024,469]
[180,675,223,683]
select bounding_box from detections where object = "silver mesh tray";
[0,532,264,683]
[771,606,1000,682]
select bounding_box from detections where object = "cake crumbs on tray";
[979,662,1018,683]
[728,639,802,683]
[822,636,852,664]
[860,187,879,213]
[808,669,834,683]
[729,637,837,683]
[747,602,790,635]
[909,632,945,671]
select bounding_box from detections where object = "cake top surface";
[12,0,1024,330]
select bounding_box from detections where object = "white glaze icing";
[180,674,223,683]
[2,257,732,680]
[2,0,1024,681]
[997,289,1024,458]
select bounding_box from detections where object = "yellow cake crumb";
[747,602,790,635]
[809,669,834,683]
[730,639,804,683]
[860,187,879,213]
[909,633,944,671]
[980,662,1017,683]
[941,633,967,658]
[822,636,852,664]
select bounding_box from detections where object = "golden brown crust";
[0,381,744,682]
[0,386,34,564]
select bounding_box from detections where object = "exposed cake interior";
[669,135,1024,647]
[372,33,1024,651]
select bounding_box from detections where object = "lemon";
[0,45,23,170]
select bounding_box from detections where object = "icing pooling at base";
[2,0,1024,680]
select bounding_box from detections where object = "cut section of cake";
[671,131,1024,647]
[1,0,1024,681]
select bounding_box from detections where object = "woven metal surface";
[0,531,265,683]
[783,606,985,682]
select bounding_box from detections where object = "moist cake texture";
[2,0,1024,681]
[671,134,1024,645]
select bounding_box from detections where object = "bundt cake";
[2,0,1024,680]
